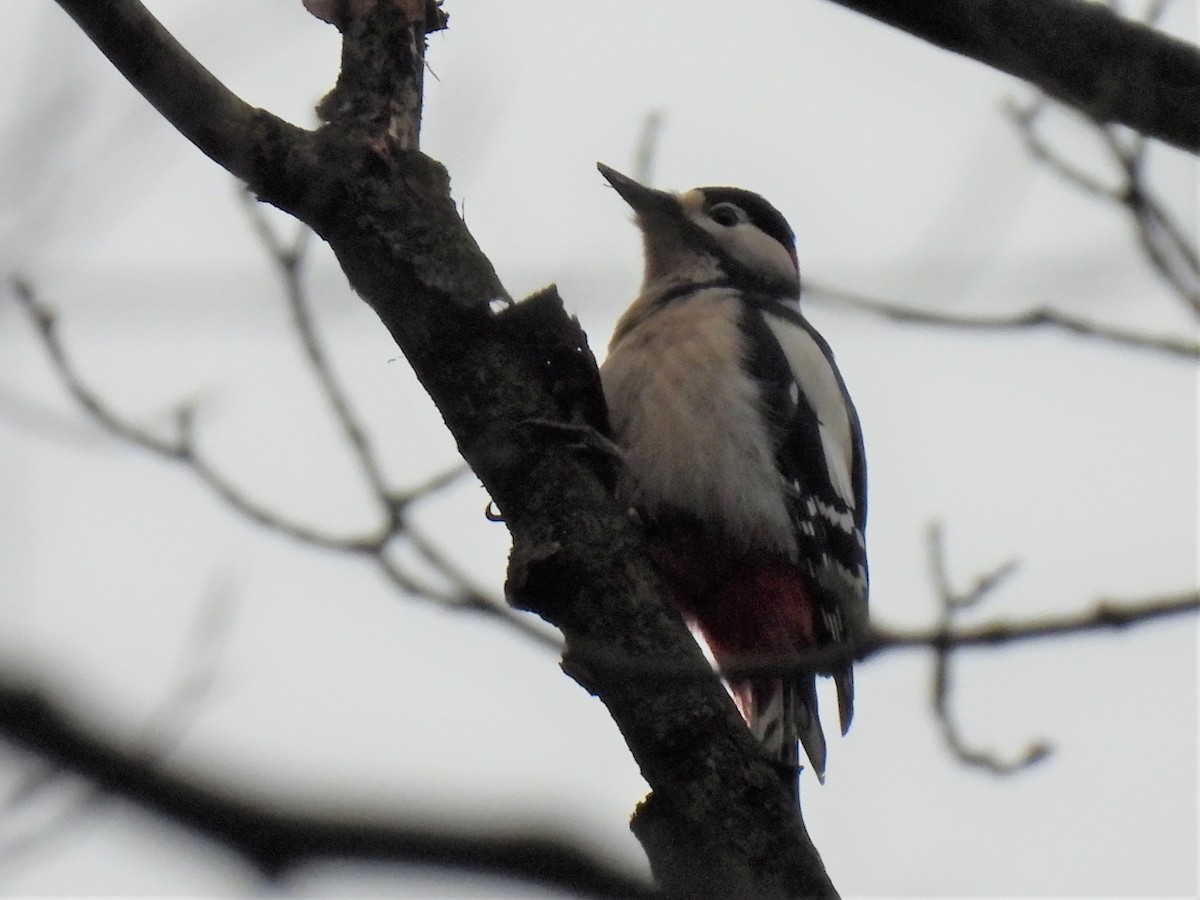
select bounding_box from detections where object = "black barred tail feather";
[749,677,827,794]
[835,666,855,736]
[793,679,828,785]
[700,562,837,790]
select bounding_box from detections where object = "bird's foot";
[521,419,626,463]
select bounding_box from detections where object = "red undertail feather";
[693,560,830,785]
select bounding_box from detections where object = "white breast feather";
[602,289,796,558]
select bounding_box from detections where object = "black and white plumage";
[597,163,868,789]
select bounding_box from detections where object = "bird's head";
[598,162,800,298]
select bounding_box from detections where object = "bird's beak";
[597,163,677,217]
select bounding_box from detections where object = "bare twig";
[9,274,556,647]
[233,195,560,648]
[233,188,547,635]
[926,523,1051,774]
[571,588,1200,683]
[632,111,664,187]
[145,576,241,748]
[1005,95,1200,315]
[806,282,1200,360]
[236,188,553,629]
[237,189,396,507]
[883,588,1200,649]
[813,3,1200,364]
[9,277,381,553]
[1004,96,1123,198]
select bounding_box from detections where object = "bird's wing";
[740,299,869,734]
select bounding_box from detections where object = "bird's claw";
[521,419,626,462]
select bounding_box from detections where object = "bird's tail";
[745,677,828,794]
[834,665,855,736]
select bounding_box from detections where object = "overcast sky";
[0,1,1196,896]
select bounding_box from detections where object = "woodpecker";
[597,163,867,789]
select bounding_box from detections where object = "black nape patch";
[701,187,795,252]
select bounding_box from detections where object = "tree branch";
[579,588,1200,685]
[10,277,383,553]
[806,282,1200,360]
[236,190,396,507]
[1006,94,1200,315]
[54,0,310,188]
[925,524,1050,775]
[0,580,239,866]
[0,672,654,899]
[10,263,552,651]
[823,0,1200,152]
[49,2,837,896]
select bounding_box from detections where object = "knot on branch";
[314,0,445,150]
[493,287,615,463]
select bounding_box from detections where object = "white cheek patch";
[730,226,799,288]
[683,200,799,292]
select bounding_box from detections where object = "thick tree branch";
[48,1,837,896]
[0,673,653,899]
[824,0,1200,152]
[54,0,310,189]
[0,582,239,866]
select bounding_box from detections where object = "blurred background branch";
[0,670,654,900]
[9,245,557,652]
[823,0,1200,151]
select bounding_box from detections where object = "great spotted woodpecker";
[597,163,868,788]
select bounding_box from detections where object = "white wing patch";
[762,314,857,510]
[818,423,855,508]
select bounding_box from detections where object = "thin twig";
[633,111,664,187]
[569,588,1200,683]
[806,282,1200,360]
[9,278,384,552]
[390,462,471,510]
[1005,82,1200,315]
[237,192,548,641]
[1004,96,1122,198]
[238,189,396,507]
[9,271,554,649]
[926,523,1050,774]
[233,200,554,645]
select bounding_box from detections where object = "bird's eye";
[709,203,742,227]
